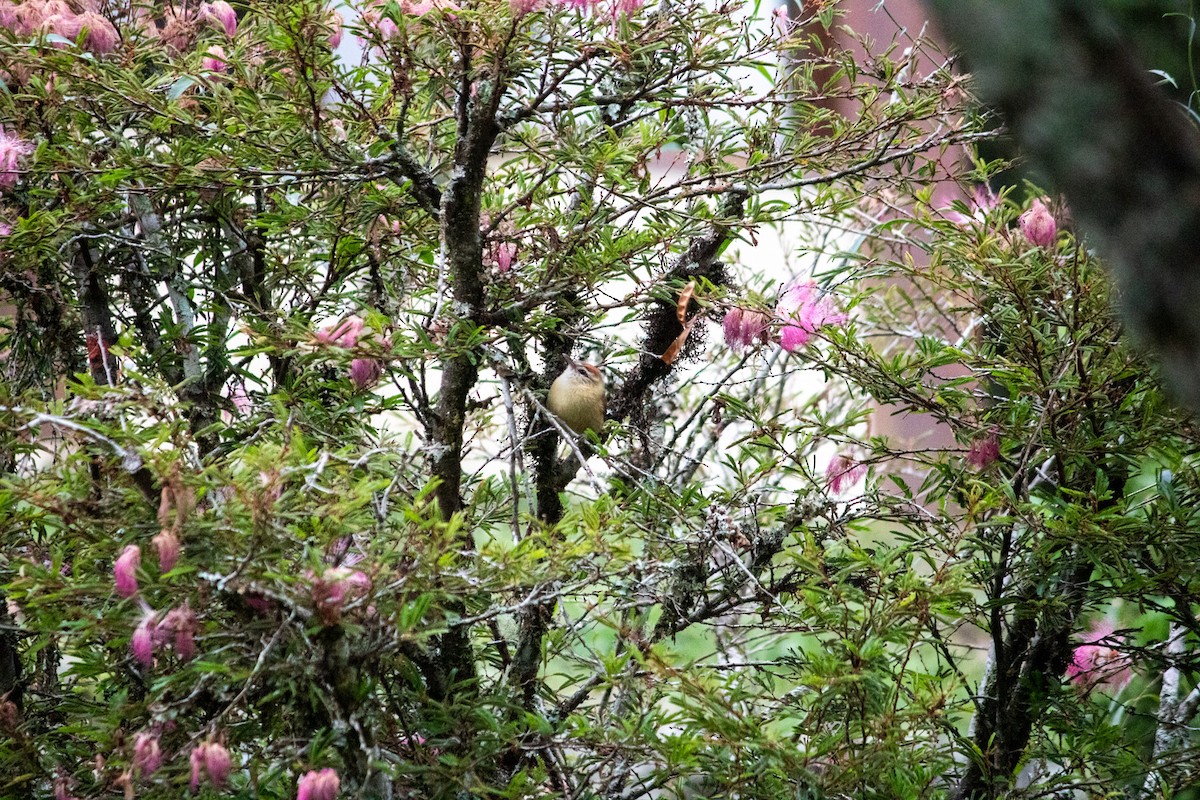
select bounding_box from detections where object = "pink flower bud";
[131,609,158,667]
[825,454,866,494]
[189,745,205,793]
[297,768,341,800]
[1019,198,1057,248]
[722,307,771,352]
[162,603,198,661]
[965,433,1000,469]
[774,282,846,353]
[201,1,237,36]
[114,545,141,598]
[132,731,163,776]
[349,357,382,390]
[152,530,181,573]
[202,43,227,73]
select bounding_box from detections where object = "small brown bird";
[547,359,606,439]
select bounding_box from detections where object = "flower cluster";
[0,0,119,53]
[131,603,198,667]
[189,741,233,792]
[0,128,32,192]
[776,281,847,352]
[297,768,341,800]
[314,315,389,390]
[723,282,847,354]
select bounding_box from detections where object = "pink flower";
[326,9,343,48]
[722,307,771,352]
[202,43,227,72]
[826,454,866,494]
[772,5,791,36]
[152,530,181,573]
[965,433,1000,469]
[133,731,164,776]
[775,281,846,352]
[1066,620,1133,692]
[190,742,232,792]
[42,11,82,42]
[201,1,237,37]
[297,768,341,800]
[610,0,643,15]
[162,603,198,661]
[314,316,365,348]
[114,544,141,598]
[1019,198,1057,248]
[0,127,32,190]
[510,0,543,15]
[0,3,18,33]
[131,608,159,667]
[310,567,371,624]
[349,357,383,390]
[75,11,118,53]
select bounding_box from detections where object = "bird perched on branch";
[547,360,606,439]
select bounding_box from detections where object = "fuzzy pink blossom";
[610,0,643,16]
[133,731,164,776]
[75,11,118,53]
[966,433,1000,469]
[42,11,82,42]
[771,5,790,36]
[0,221,11,237]
[201,1,237,37]
[1066,620,1133,692]
[202,43,227,72]
[310,567,371,624]
[826,454,866,494]
[114,544,141,597]
[510,0,543,15]
[0,3,18,33]
[297,768,341,800]
[1019,198,1057,248]
[775,281,846,352]
[162,603,198,661]
[190,742,232,792]
[131,608,159,667]
[722,307,771,352]
[0,127,32,191]
[315,316,365,348]
[152,530,181,573]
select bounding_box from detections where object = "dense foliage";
[1,1,1198,799]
